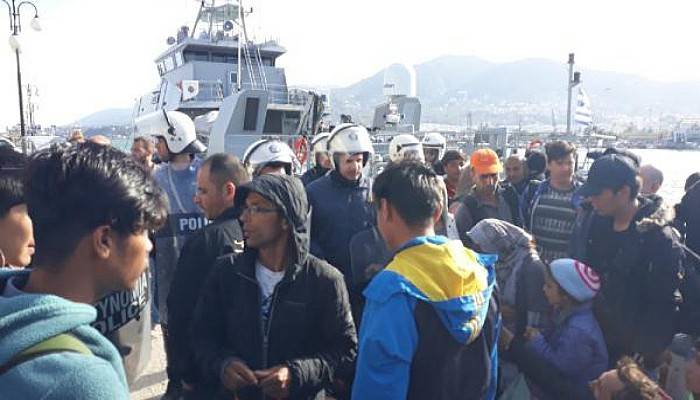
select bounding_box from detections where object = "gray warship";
[133,0,326,157]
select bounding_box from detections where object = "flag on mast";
[574,87,593,126]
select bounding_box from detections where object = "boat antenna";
[191,1,206,38]
[237,0,242,91]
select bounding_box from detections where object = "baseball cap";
[470,148,502,175]
[577,154,638,198]
[442,150,465,164]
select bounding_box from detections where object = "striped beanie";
[550,258,601,302]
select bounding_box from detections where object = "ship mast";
[237,0,242,91]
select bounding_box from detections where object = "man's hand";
[222,360,258,392]
[255,365,291,399]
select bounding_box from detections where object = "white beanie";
[550,258,601,302]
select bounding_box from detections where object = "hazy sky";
[1,0,699,128]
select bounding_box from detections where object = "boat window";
[164,56,175,72]
[175,52,184,67]
[212,52,236,63]
[243,98,260,131]
[262,58,273,66]
[230,72,238,86]
[183,50,209,62]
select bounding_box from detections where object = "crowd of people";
[1,114,700,400]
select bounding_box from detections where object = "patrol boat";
[133,0,326,158]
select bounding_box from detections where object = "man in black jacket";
[192,174,357,400]
[571,154,682,369]
[166,153,249,396]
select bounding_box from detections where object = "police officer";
[242,138,298,177]
[135,109,207,399]
[301,132,332,186]
[306,124,375,303]
[422,131,447,174]
[389,134,425,164]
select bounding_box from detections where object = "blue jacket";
[0,269,129,399]
[352,236,500,400]
[306,170,374,281]
[526,302,608,389]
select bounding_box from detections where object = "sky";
[1,0,700,128]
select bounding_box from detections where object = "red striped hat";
[550,258,601,302]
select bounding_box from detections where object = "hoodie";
[352,236,500,400]
[0,269,129,399]
[192,174,357,400]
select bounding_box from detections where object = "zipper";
[261,287,281,369]
[236,270,288,370]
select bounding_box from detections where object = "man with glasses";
[192,174,357,399]
[454,148,521,244]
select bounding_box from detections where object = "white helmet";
[389,134,425,163]
[327,123,374,166]
[135,110,206,154]
[242,139,298,175]
[422,132,447,160]
[311,132,331,155]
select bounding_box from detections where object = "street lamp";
[2,0,42,153]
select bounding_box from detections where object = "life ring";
[294,136,309,165]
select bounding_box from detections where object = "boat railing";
[182,81,225,103]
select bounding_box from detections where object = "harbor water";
[632,149,699,205]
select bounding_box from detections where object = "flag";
[180,80,200,101]
[574,87,593,126]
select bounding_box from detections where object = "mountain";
[76,108,132,127]
[329,55,700,127]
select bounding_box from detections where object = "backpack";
[0,333,92,375]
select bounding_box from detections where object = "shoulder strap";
[0,333,92,376]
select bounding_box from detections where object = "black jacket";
[166,206,244,384]
[455,185,521,242]
[192,175,357,400]
[300,166,329,187]
[570,195,682,366]
[677,181,700,256]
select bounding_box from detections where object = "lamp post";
[2,0,41,153]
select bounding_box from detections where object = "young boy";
[502,258,608,397]
[0,143,168,399]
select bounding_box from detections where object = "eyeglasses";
[240,205,279,216]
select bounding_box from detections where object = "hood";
[0,270,100,363]
[364,236,497,345]
[635,194,675,233]
[467,218,533,255]
[467,219,535,306]
[234,174,310,266]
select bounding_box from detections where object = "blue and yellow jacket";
[352,236,500,400]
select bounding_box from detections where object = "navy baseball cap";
[578,154,638,197]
